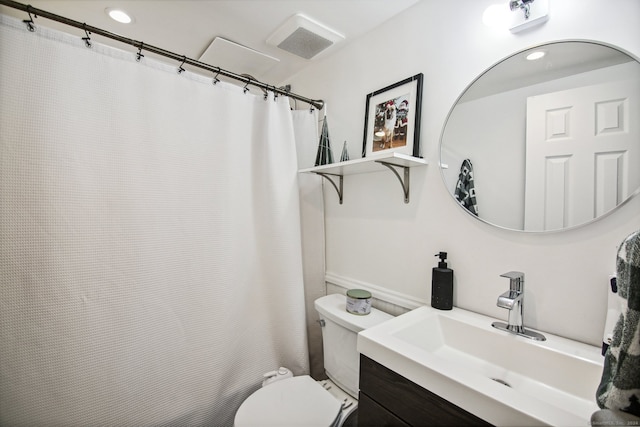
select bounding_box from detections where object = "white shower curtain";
[0,14,309,427]
[291,110,326,379]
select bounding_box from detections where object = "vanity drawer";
[358,354,493,426]
[358,393,410,427]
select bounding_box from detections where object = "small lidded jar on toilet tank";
[346,289,372,315]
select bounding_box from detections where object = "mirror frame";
[439,39,640,233]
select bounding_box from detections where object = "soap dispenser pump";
[431,252,453,310]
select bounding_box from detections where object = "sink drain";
[491,378,511,388]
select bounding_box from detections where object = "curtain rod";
[0,0,325,110]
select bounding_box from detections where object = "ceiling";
[0,0,420,85]
[460,41,635,102]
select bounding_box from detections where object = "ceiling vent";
[267,13,345,60]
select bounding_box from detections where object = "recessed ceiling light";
[106,8,134,24]
[526,51,546,61]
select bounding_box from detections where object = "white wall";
[288,0,640,346]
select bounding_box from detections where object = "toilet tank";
[314,294,393,398]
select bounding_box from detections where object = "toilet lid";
[234,376,341,427]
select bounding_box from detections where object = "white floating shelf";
[299,152,428,204]
[299,152,427,175]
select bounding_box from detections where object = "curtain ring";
[82,23,92,48]
[243,78,250,94]
[177,56,186,74]
[265,85,276,101]
[136,42,144,62]
[212,67,220,85]
[23,6,37,32]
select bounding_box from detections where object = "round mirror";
[440,41,640,232]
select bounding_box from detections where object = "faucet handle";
[500,271,524,292]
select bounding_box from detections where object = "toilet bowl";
[233,293,393,427]
[234,376,344,427]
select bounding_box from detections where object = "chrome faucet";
[491,271,546,341]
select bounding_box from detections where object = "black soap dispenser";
[431,252,453,310]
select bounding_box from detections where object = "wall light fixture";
[510,0,535,19]
[483,1,548,32]
[509,0,549,33]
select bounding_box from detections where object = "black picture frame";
[362,73,423,158]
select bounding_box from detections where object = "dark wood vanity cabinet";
[358,355,493,427]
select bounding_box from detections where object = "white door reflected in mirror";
[524,80,640,231]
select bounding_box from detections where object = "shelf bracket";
[376,161,410,203]
[313,172,344,204]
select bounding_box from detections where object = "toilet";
[234,293,393,427]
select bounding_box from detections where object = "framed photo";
[362,73,423,158]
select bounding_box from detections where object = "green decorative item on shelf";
[314,116,334,166]
[340,141,350,162]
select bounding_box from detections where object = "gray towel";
[454,159,478,216]
[597,229,640,416]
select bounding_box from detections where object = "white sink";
[357,305,604,426]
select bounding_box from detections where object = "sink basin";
[357,305,604,426]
